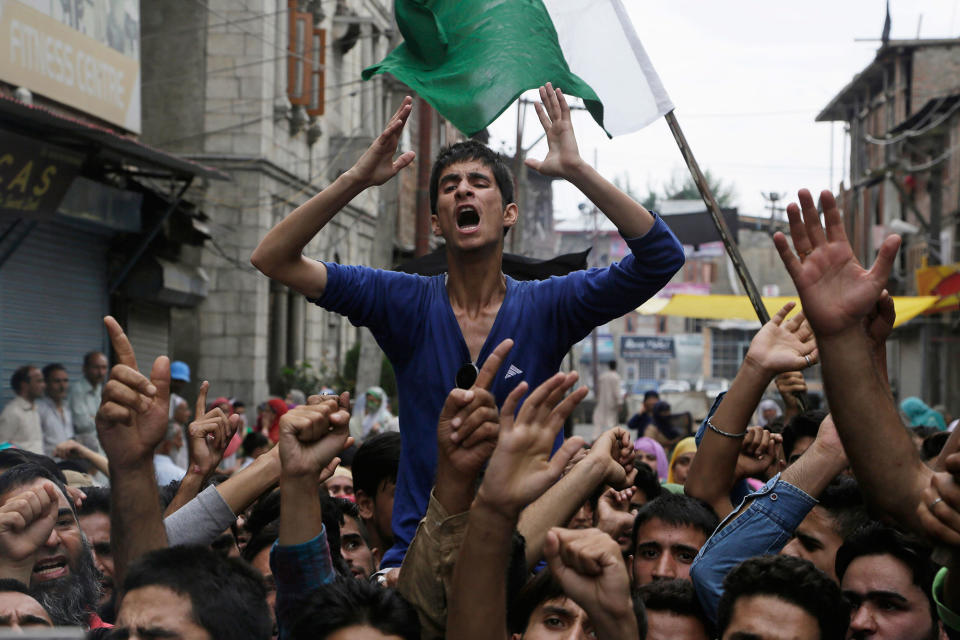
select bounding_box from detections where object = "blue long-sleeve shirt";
[313,214,684,568]
[271,526,336,639]
[689,474,818,624]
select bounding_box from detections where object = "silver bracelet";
[706,416,746,439]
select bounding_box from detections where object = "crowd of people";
[0,83,956,640]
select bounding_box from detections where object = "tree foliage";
[617,169,737,211]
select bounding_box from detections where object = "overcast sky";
[487,0,960,223]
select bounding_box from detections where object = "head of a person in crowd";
[428,140,517,250]
[338,500,377,579]
[0,464,100,626]
[910,426,940,452]
[781,410,827,465]
[363,387,386,416]
[82,352,108,387]
[262,398,289,441]
[118,545,271,640]
[352,432,401,551]
[171,397,192,427]
[757,398,783,427]
[241,521,279,638]
[667,437,696,485]
[635,437,668,481]
[630,493,718,587]
[567,499,595,530]
[288,577,420,640]
[836,523,941,640]
[900,397,947,430]
[242,432,271,460]
[0,449,67,480]
[284,389,306,407]
[169,360,190,394]
[10,365,44,402]
[717,555,848,640]
[509,567,646,640]
[639,579,712,640]
[643,390,660,413]
[630,462,663,512]
[920,431,949,463]
[781,475,869,582]
[0,579,53,630]
[76,487,114,613]
[325,466,355,502]
[41,364,69,404]
[208,396,233,415]
[157,422,184,459]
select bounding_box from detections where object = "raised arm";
[251,98,416,298]
[525,83,654,238]
[685,302,817,517]
[96,316,171,591]
[447,372,587,640]
[165,381,239,517]
[518,426,635,570]
[772,188,923,527]
[52,439,110,477]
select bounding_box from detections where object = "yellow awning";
[639,294,938,328]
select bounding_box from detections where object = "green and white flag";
[362,0,673,137]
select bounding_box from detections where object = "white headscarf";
[756,399,782,427]
[360,386,395,437]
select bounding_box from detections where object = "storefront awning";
[638,294,939,328]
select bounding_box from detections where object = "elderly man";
[68,352,108,452]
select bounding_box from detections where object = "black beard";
[30,540,102,626]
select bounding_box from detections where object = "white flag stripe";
[540,0,673,136]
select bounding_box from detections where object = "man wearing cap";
[67,352,107,453]
[169,361,191,420]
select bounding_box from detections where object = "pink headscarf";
[634,437,668,481]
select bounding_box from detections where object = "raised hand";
[586,427,637,489]
[96,316,170,471]
[595,488,636,552]
[773,189,901,338]
[437,339,513,482]
[735,427,782,480]
[776,371,808,412]
[53,439,91,461]
[0,482,59,565]
[524,83,585,179]
[476,371,587,520]
[347,97,416,188]
[278,399,352,479]
[544,528,638,640]
[744,302,818,375]
[187,381,241,477]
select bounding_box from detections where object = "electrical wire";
[864,96,960,145]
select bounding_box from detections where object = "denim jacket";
[689,473,818,624]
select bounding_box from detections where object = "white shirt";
[0,396,43,454]
[154,453,186,487]
[37,396,74,456]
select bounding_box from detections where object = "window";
[287,2,313,106]
[711,328,754,379]
[307,28,326,116]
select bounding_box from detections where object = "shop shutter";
[125,301,170,377]
[0,220,109,407]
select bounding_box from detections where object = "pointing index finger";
[195,381,210,421]
[474,339,514,390]
[104,316,137,371]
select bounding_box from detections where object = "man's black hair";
[320,494,351,578]
[0,449,67,482]
[643,390,659,401]
[41,363,66,381]
[922,431,950,461]
[717,555,848,640]
[781,410,827,460]
[631,493,719,552]
[242,431,269,457]
[352,432,401,498]
[245,489,281,540]
[10,365,35,394]
[428,140,515,216]
[638,579,713,637]
[123,545,272,640]
[82,352,104,368]
[0,463,73,515]
[288,577,420,640]
[835,522,938,627]
[817,476,869,541]
[508,568,647,637]
[0,578,31,595]
[77,486,110,517]
[912,426,941,441]
[632,462,663,504]
[241,521,279,565]
[608,360,617,371]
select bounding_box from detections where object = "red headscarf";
[266,398,288,444]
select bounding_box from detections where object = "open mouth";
[33,557,68,581]
[456,206,480,229]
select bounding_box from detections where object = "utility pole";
[761,191,786,232]
[415,97,432,257]
[589,148,600,406]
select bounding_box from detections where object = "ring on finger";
[931,497,944,509]
[804,354,812,367]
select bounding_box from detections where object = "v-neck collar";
[441,273,515,366]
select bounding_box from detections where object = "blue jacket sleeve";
[271,525,337,639]
[689,475,818,625]
[546,214,685,347]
